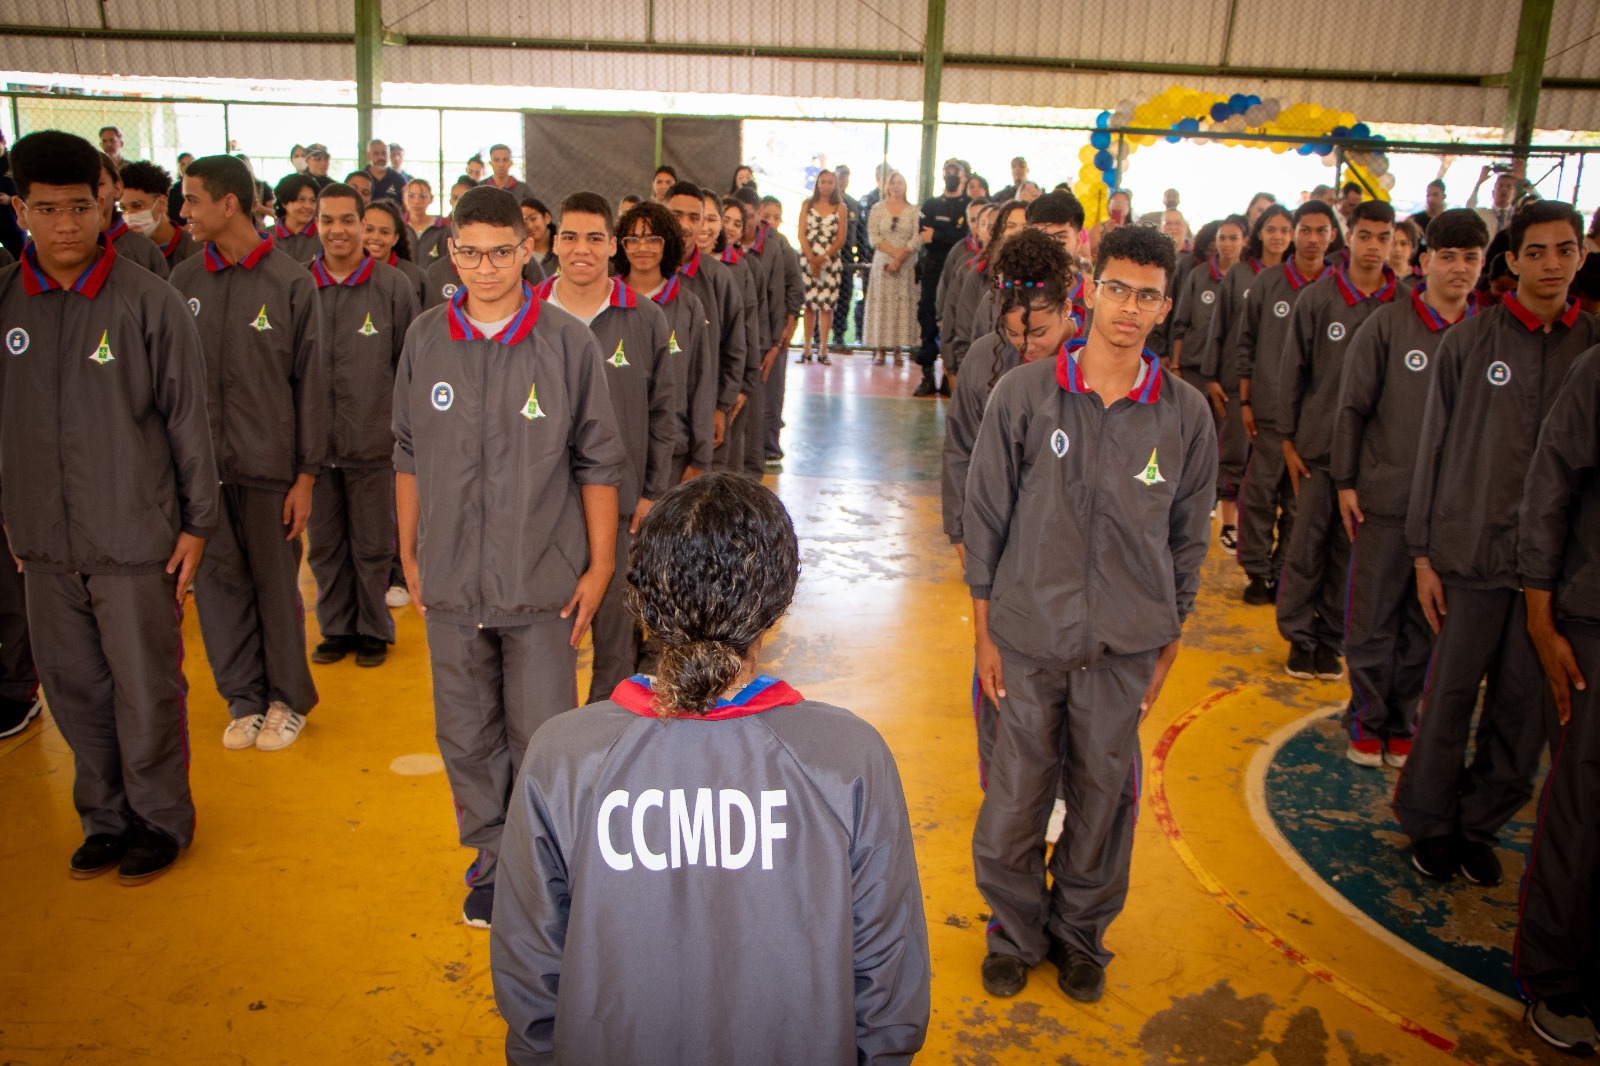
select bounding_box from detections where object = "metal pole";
[438,107,445,195]
[1503,0,1555,168]
[916,0,946,202]
[882,121,891,190]
[222,102,230,154]
[354,0,384,154]
[653,115,663,169]
[1575,152,1586,206]
[8,94,20,139]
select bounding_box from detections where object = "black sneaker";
[311,635,356,664]
[1527,993,1599,1054]
[1052,943,1106,1003]
[1219,525,1238,555]
[118,827,179,885]
[1314,645,1344,681]
[1411,835,1459,882]
[1242,577,1275,606]
[1459,839,1503,887]
[463,883,495,929]
[69,833,129,879]
[0,693,43,739]
[1286,645,1317,680]
[912,371,938,397]
[355,637,388,668]
[980,953,1028,997]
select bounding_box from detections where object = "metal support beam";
[354,0,383,155]
[917,0,946,203]
[1503,0,1555,161]
[653,115,663,168]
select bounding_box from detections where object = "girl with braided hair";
[491,473,931,1064]
[941,227,1080,786]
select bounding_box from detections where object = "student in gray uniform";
[305,183,418,670]
[271,173,321,264]
[1516,345,1600,1054]
[758,196,805,463]
[728,190,785,478]
[942,229,1075,787]
[707,189,761,474]
[493,472,930,1065]
[482,144,531,203]
[423,242,544,310]
[173,154,327,753]
[96,152,169,280]
[665,181,746,470]
[392,185,626,930]
[1,130,219,883]
[117,161,197,269]
[1398,200,1600,887]
[938,204,986,339]
[614,200,717,484]
[1277,199,1398,682]
[0,533,40,739]
[964,225,1216,1003]
[1233,202,1335,604]
[406,178,451,264]
[941,202,999,383]
[1332,209,1487,769]
[361,198,428,306]
[967,193,1088,351]
[536,192,680,702]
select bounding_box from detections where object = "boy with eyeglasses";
[393,185,625,929]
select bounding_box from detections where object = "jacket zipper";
[476,340,488,629]
[1081,396,1106,668]
[55,299,77,568]
[218,275,232,480]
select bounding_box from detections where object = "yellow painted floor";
[0,357,1568,1065]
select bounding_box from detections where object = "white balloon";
[1262,98,1282,119]
[1117,98,1135,113]
[1378,173,1396,190]
[1322,153,1337,167]
[1245,105,1266,125]
[1369,155,1389,176]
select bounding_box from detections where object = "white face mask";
[292,156,309,173]
[123,209,158,236]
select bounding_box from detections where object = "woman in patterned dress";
[796,168,848,365]
[862,171,922,364]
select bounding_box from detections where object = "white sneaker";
[385,585,410,608]
[255,702,306,752]
[223,714,265,750]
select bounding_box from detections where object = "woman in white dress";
[862,171,922,365]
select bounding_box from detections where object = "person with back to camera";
[491,472,931,1065]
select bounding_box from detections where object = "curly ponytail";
[988,227,1073,389]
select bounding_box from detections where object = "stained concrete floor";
[0,356,1565,1065]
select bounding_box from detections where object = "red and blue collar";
[968,254,987,273]
[1206,255,1225,283]
[963,233,981,255]
[203,236,274,273]
[680,245,703,279]
[1503,292,1581,331]
[1333,263,1397,306]
[1246,257,1265,275]
[104,214,130,242]
[651,273,682,305]
[310,252,375,288]
[1055,339,1163,404]
[19,236,117,298]
[384,250,401,267]
[1409,283,1478,332]
[1284,257,1327,290]
[719,244,743,266]
[447,281,541,343]
[611,674,803,720]
[280,219,317,240]
[487,176,519,190]
[159,227,184,258]
[751,224,769,254]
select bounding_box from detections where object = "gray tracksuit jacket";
[648,275,717,471]
[1520,345,1600,626]
[170,238,328,489]
[0,243,219,573]
[425,255,547,310]
[679,247,746,413]
[1279,266,1399,470]
[273,224,320,265]
[941,331,1020,544]
[720,246,764,398]
[107,216,170,280]
[391,289,626,627]
[1231,259,1326,432]
[1198,259,1265,387]
[1170,257,1227,374]
[1407,296,1600,588]
[309,253,418,468]
[963,344,1217,668]
[1330,286,1474,522]
[492,676,931,1066]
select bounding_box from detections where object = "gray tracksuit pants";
[1342,519,1431,743]
[742,375,768,479]
[193,484,318,718]
[426,614,577,887]
[1237,426,1295,582]
[1514,624,1600,1000]
[308,467,397,644]
[973,648,1155,968]
[1276,467,1348,651]
[586,521,638,706]
[0,560,37,703]
[27,570,195,846]
[764,347,789,458]
[1393,585,1550,845]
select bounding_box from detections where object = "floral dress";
[802,205,843,310]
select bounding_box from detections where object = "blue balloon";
[1093,149,1115,171]
[1314,143,1333,157]
[1228,93,1249,113]
[1246,94,1262,107]
[1096,110,1111,128]
[1179,116,1202,131]
[1090,130,1112,150]
[1350,122,1371,138]
[1102,168,1118,186]
[1331,125,1350,139]
[1165,132,1182,144]
[1210,102,1230,122]
[1297,144,1315,156]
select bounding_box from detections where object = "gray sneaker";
[1527,996,1599,1054]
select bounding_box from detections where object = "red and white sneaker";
[1347,737,1384,767]
[1383,737,1412,768]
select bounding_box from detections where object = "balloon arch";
[1070,85,1396,227]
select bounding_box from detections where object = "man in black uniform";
[831,164,864,349]
[364,139,407,204]
[914,159,970,397]
[1,130,219,883]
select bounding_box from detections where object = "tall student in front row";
[1331,209,1487,768]
[665,181,745,469]
[1,130,219,883]
[1397,200,1600,886]
[393,185,626,929]
[173,154,327,753]
[304,183,418,669]
[534,192,680,701]
[1515,344,1600,1055]
[492,473,930,1065]
[964,225,1216,1002]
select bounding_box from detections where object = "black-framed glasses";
[451,244,519,268]
[1096,279,1165,311]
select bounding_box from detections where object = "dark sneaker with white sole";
[1286,644,1317,679]
[980,953,1028,997]
[70,833,129,878]
[463,883,495,929]
[1458,839,1503,887]
[1314,644,1344,681]
[1411,835,1459,881]
[0,693,43,739]
[1242,576,1276,605]
[1527,994,1598,1054]
[1219,525,1238,555]
[118,827,179,885]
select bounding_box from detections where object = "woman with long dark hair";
[796,168,848,365]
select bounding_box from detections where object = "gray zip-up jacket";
[0,243,219,573]
[720,246,764,399]
[937,235,978,324]
[679,247,747,413]
[1170,257,1227,374]
[309,253,418,468]
[964,344,1217,669]
[392,288,626,627]
[424,255,547,310]
[389,254,428,308]
[646,274,717,471]
[107,216,170,280]
[274,225,320,265]
[1231,259,1325,431]
[1407,296,1600,588]
[1330,287,1473,522]
[1279,266,1398,469]
[1198,259,1265,386]
[744,224,790,355]
[170,238,328,489]
[941,331,1019,544]
[1520,345,1600,627]
[493,676,930,1066]
[773,227,806,322]
[539,278,681,516]
[944,257,990,377]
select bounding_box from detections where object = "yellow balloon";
[1079,145,1098,163]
